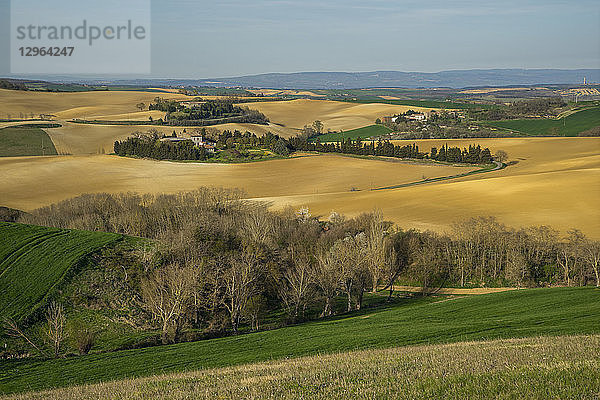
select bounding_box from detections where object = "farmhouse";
[190,135,217,153]
[160,137,188,142]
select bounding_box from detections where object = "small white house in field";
[406,113,426,121]
[160,137,188,142]
[190,135,216,153]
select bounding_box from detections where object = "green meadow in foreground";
[1,287,598,394]
[7,335,598,400]
[0,222,121,322]
[0,127,58,157]
[482,105,600,136]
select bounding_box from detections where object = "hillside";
[0,127,57,157]
[0,222,122,322]
[483,105,600,136]
[44,69,600,89]
[1,287,598,394]
[9,335,598,399]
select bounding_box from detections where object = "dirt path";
[389,285,517,295]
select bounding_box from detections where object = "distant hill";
[7,68,600,89]
[191,69,600,89]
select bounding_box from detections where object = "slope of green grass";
[0,223,122,322]
[0,127,57,157]
[482,106,600,136]
[12,335,598,400]
[313,124,392,142]
[1,287,598,394]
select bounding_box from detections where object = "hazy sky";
[1,0,599,78]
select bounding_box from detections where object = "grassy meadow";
[313,124,392,142]
[6,335,598,400]
[482,106,600,136]
[0,222,121,322]
[0,127,57,157]
[0,287,598,394]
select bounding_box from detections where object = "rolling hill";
[1,286,598,394]
[0,222,122,322]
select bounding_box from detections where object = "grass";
[0,286,598,394]
[7,335,598,399]
[313,124,392,142]
[0,222,122,322]
[481,106,600,136]
[0,127,57,157]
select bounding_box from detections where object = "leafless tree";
[223,249,263,333]
[582,240,600,287]
[141,263,199,344]
[2,317,47,357]
[45,302,66,358]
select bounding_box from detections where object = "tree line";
[288,136,494,164]
[17,189,599,347]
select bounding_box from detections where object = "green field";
[313,124,392,142]
[0,223,121,322]
[15,335,598,400]
[482,106,600,136]
[0,127,58,157]
[1,286,598,394]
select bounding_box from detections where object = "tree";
[136,102,146,111]
[312,120,324,135]
[582,240,600,287]
[494,150,508,163]
[223,249,263,333]
[365,211,392,293]
[141,263,199,344]
[45,301,66,358]
[278,253,314,322]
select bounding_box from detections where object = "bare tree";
[494,150,508,163]
[582,240,600,287]
[2,317,47,357]
[141,263,198,344]
[279,253,314,322]
[45,302,66,358]
[223,249,263,333]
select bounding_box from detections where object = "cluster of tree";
[18,190,599,347]
[148,98,269,126]
[148,97,181,112]
[114,133,209,161]
[0,79,28,91]
[114,129,290,161]
[430,144,493,163]
[288,136,493,164]
[474,97,566,120]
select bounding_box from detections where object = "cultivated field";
[0,154,475,211]
[0,90,598,237]
[7,335,598,400]
[260,137,600,236]
[0,89,188,120]
[0,222,121,321]
[1,287,597,394]
[238,99,437,131]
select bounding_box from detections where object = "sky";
[1,0,599,78]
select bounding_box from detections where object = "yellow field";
[0,89,598,237]
[258,137,600,236]
[0,89,188,119]
[0,154,473,212]
[0,136,598,237]
[238,99,437,131]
